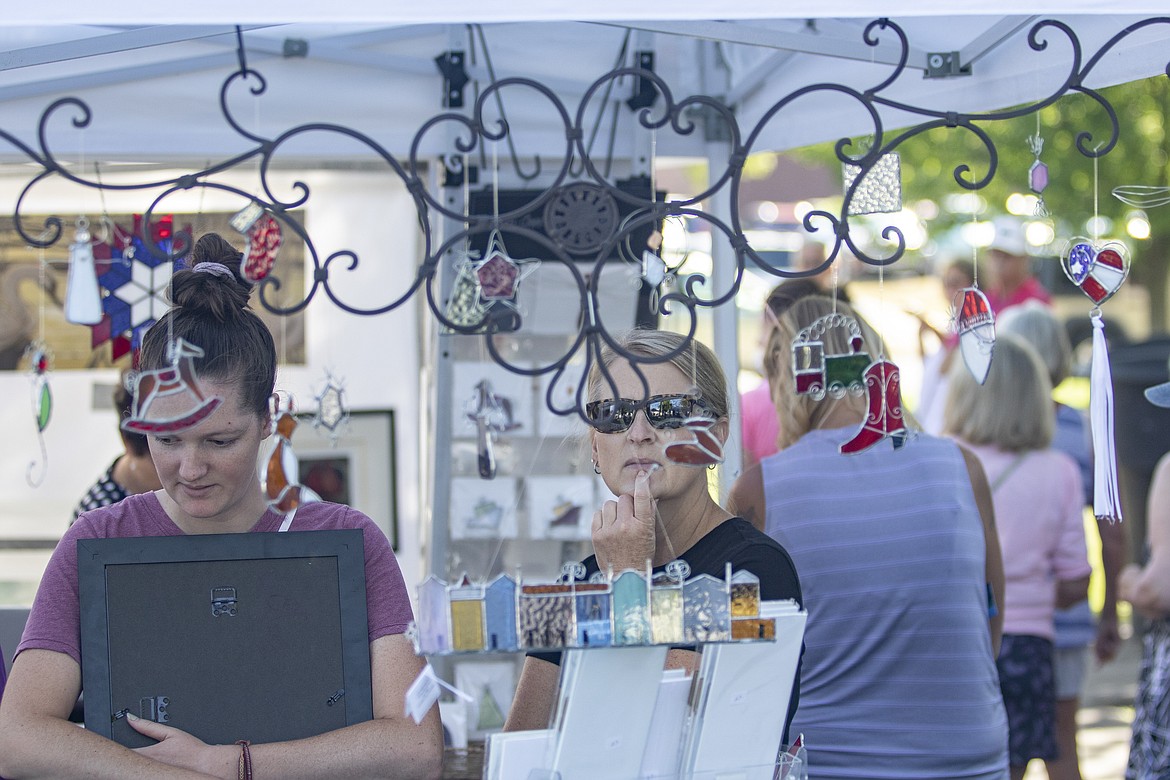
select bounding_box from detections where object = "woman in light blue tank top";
[730,296,1009,780]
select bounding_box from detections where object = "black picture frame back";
[79,529,372,748]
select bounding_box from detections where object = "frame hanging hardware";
[626,51,658,111]
[435,50,470,108]
[924,51,971,79]
[282,39,309,58]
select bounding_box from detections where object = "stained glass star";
[312,370,350,444]
[470,229,538,312]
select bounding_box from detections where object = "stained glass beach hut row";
[412,563,773,655]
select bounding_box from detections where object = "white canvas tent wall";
[1,5,1168,590]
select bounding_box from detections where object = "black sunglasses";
[585,394,714,433]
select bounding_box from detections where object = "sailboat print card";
[450,477,518,539]
[527,476,594,541]
[454,660,516,740]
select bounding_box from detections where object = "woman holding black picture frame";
[0,234,442,780]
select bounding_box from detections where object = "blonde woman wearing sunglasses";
[505,329,803,733]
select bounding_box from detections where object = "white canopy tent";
[0,11,1167,161]
[1,5,1168,590]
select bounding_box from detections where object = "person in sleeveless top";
[997,301,1124,780]
[1119,367,1170,780]
[730,295,1008,780]
[0,234,442,779]
[506,329,802,738]
[944,334,1090,780]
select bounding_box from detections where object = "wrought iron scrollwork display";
[3,17,1168,425]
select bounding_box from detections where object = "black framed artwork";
[295,409,398,549]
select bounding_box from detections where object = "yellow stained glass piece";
[451,599,485,651]
[730,582,760,618]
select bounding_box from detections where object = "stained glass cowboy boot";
[839,359,908,455]
[121,338,222,434]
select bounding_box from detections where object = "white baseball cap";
[988,216,1028,256]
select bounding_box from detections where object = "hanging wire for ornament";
[443,155,491,333]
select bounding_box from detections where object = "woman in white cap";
[985,216,1051,313]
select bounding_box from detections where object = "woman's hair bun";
[169,233,251,317]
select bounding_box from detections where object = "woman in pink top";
[739,279,838,470]
[944,334,1091,780]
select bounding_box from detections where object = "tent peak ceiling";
[0,14,1166,163]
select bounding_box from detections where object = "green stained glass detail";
[36,381,51,432]
[824,353,871,395]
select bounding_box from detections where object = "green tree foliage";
[797,75,1170,329]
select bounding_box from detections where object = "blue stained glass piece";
[131,321,156,350]
[575,591,612,647]
[1068,243,1094,284]
[106,297,132,334]
[613,570,650,645]
[484,575,518,651]
[99,260,132,290]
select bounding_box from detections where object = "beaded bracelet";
[236,740,253,780]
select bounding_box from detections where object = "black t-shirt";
[527,517,803,745]
[529,517,803,664]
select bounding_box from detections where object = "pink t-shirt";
[985,277,1051,314]
[17,493,412,666]
[740,381,781,466]
[962,443,1091,640]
